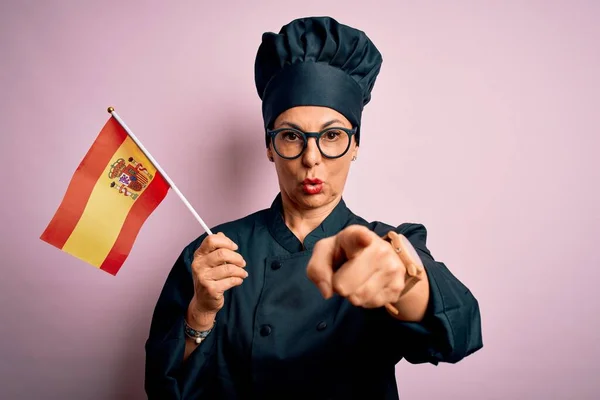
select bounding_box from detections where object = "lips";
[302,178,323,195]
[303,178,323,185]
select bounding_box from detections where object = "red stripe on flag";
[40,118,128,249]
[99,173,170,275]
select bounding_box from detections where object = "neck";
[280,193,342,245]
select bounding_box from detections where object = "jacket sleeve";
[144,234,219,399]
[376,223,483,365]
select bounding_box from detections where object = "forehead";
[273,106,352,129]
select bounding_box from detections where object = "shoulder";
[213,208,270,239]
[181,207,271,261]
[348,210,431,255]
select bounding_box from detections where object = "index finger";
[335,225,374,259]
[195,232,239,257]
[306,236,337,299]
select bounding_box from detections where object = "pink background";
[1,1,599,399]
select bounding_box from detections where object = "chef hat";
[254,16,383,146]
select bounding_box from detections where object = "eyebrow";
[278,119,346,130]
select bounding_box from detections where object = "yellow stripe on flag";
[61,136,159,267]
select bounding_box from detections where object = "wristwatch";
[382,230,425,296]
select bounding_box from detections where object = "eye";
[323,129,344,141]
[280,130,301,141]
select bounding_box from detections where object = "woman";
[145,16,483,399]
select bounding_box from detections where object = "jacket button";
[260,325,272,336]
[316,321,327,331]
[271,260,282,270]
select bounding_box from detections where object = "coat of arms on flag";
[109,157,154,200]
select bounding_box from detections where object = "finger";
[331,256,370,298]
[336,225,375,260]
[364,291,393,309]
[195,232,238,256]
[206,263,249,280]
[350,266,404,308]
[349,290,391,309]
[306,236,337,299]
[205,248,247,268]
[210,276,245,294]
[331,240,391,297]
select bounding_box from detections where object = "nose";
[302,137,321,167]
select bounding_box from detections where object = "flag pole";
[107,107,213,235]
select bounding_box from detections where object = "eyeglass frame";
[266,126,358,160]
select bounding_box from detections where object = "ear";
[351,144,359,160]
[266,147,274,162]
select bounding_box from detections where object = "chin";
[296,191,334,209]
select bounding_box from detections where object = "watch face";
[397,235,424,277]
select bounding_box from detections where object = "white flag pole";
[107,107,213,235]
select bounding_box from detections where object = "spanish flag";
[41,114,170,275]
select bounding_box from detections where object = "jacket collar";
[267,193,352,253]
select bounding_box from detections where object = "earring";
[269,157,274,162]
[352,156,357,161]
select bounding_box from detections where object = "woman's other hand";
[187,232,247,330]
[306,225,429,321]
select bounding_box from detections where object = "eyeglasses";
[266,126,357,160]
